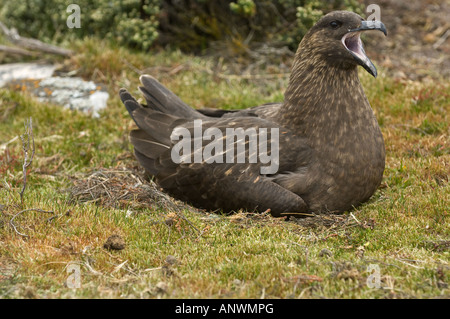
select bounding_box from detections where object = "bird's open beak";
[341,20,387,78]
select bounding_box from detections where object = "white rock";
[0,63,55,87]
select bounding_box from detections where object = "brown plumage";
[120,11,387,216]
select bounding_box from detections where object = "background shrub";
[0,0,160,50]
[158,0,363,53]
[0,0,363,53]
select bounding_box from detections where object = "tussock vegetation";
[0,38,449,298]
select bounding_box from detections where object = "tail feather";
[119,88,140,115]
[134,149,158,176]
[120,75,206,177]
[139,75,204,119]
[128,106,182,145]
[130,129,169,159]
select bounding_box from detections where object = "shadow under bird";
[120,11,388,217]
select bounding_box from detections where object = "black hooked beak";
[342,20,387,78]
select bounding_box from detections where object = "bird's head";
[301,11,387,78]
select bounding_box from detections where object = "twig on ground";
[175,211,201,234]
[10,208,55,238]
[84,259,103,276]
[396,259,425,269]
[19,118,35,206]
[0,44,35,56]
[280,212,315,217]
[433,28,450,49]
[0,21,73,56]
[349,212,361,225]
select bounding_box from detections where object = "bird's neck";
[279,55,373,141]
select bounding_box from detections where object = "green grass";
[0,39,449,299]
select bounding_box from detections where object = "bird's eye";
[330,20,342,29]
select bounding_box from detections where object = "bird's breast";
[302,119,385,212]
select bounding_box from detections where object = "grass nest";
[67,166,189,212]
